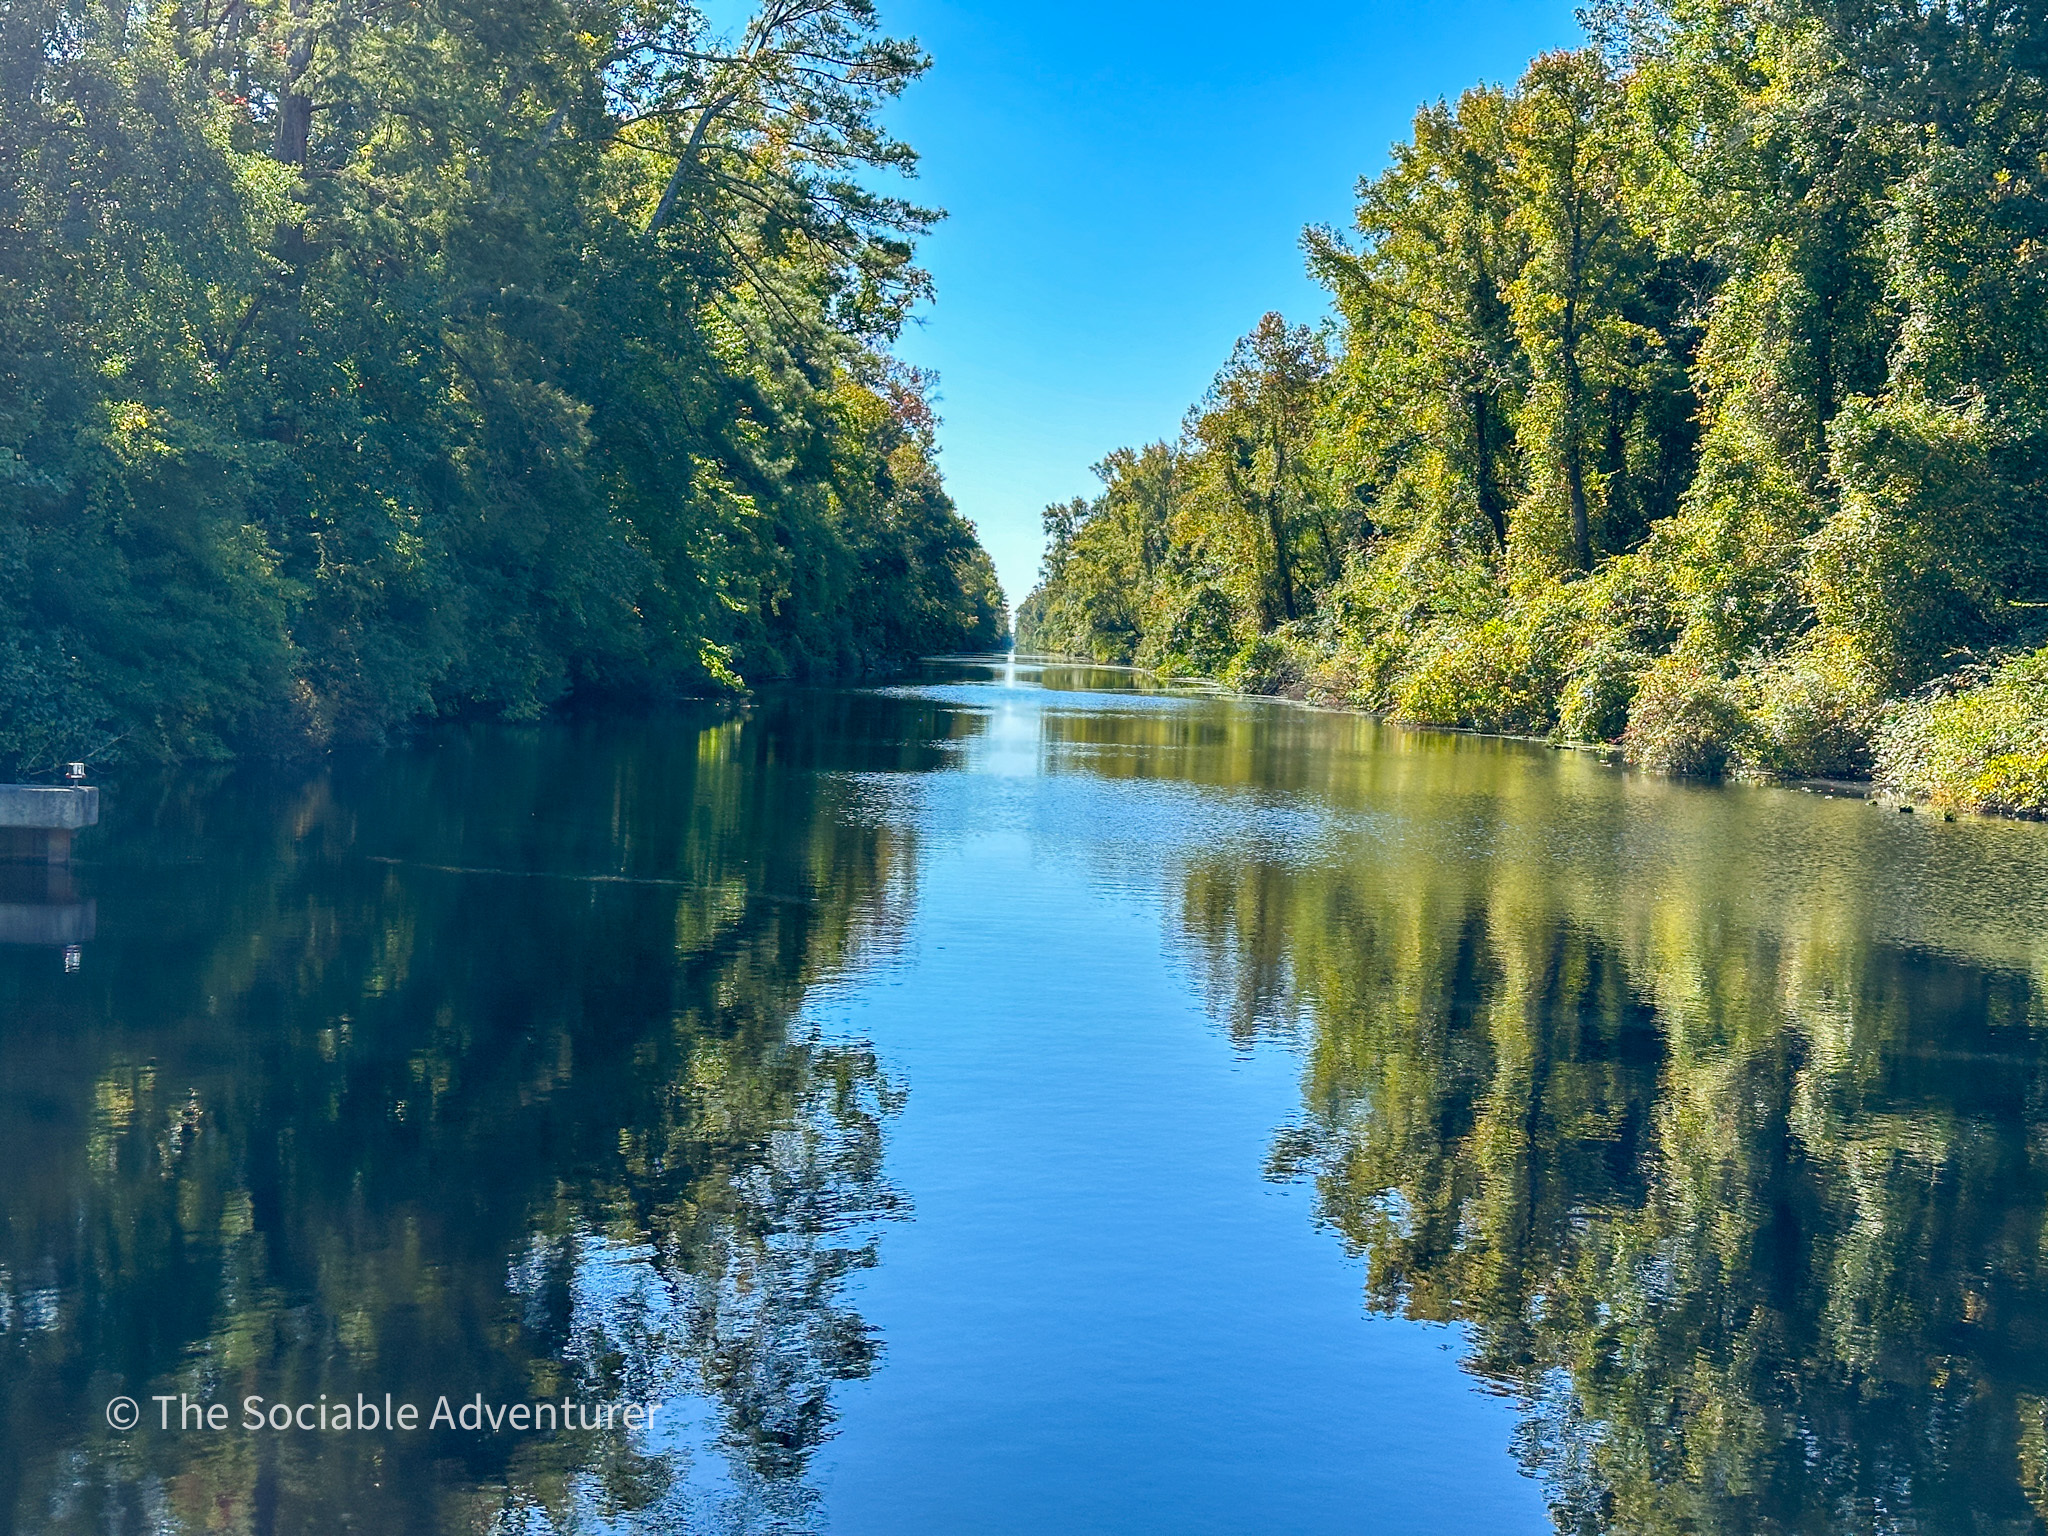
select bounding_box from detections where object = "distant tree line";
[0,0,1006,770]
[1017,0,2048,816]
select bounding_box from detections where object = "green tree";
[1021,0,2045,803]
[0,0,1004,771]
[1309,84,1528,557]
[1178,313,1336,631]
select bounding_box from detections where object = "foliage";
[1738,631,1883,779]
[1018,5,2048,807]
[0,0,1004,771]
[1621,653,1753,775]
[1223,627,1310,696]
[1875,646,2048,817]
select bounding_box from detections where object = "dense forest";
[1018,0,2048,817]
[0,0,1007,771]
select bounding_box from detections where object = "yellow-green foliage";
[1016,11,2048,813]
[1739,635,1884,779]
[1875,649,2048,817]
[1810,396,2007,689]
[1391,603,1574,735]
[1223,628,1312,695]
[1622,656,1754,776]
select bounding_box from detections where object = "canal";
[5,656,2047,1534]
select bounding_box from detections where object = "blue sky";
[866,0,1585,610]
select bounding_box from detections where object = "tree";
[1506,51,1658,575]
[1309,84,1527,556]
[0,0,1005,770]
[1181,313,1335,629]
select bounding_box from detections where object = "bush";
[1320,625,1411,712]
[1391,594,1584,735]
[1808,395,2004,689]
[1739,634,1882,778]
[1392,624,1520,729]
[1225,630,1310,695]
[1874,647,2048,816]
[1149,585,1240,678]
[1556,639,1648,742]
[1623,657,1755,776]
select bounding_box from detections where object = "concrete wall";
[0,785,98,829]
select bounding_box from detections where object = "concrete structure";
[0,784,100,864]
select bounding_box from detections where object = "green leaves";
[1022,2,2048,804]
[0,0,999,768]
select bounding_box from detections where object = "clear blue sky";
[869,0,1585,611]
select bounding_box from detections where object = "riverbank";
[1010,7,2048,831]
[1013,647,2046,821]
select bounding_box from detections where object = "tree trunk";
[1267,432,1297,622]
[1471,385,1507,550]
[1560,293,1590,571]
[1564,418,1590,570]
[273,0,314,166]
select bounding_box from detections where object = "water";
[4,656,2048,1535]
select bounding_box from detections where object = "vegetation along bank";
[0,0,1007,772]
[1017,1,2048,818]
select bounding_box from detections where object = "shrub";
[1548,555,1671,743]
[1556,640,1647,742]
[1392,624,1518,729]
[1391,594,1584,735]
[1226,630,1309,695]
[1809,395,2004,689]
[1322,625,1412,712]
[1874,647,2048,816]
[1149,585,1240,678]
[1739,634,1882,778]
[1623,656,1755,776]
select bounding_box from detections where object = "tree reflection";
[0,699,957,1534]
[1169,744,2048,1534]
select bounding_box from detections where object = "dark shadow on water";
[0,702,958,1534]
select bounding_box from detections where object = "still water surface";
[5,657,2048,1534]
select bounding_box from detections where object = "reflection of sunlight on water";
[888,655,1249,783]
[982,694,1040,778]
